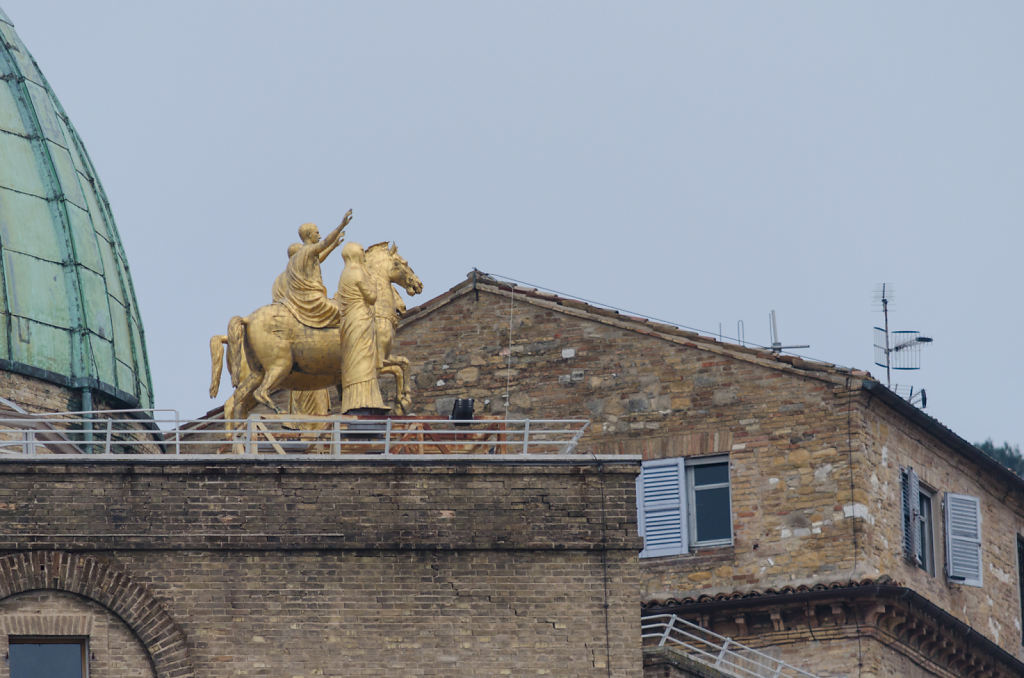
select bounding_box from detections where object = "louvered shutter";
[901,468,920,564]
[945,493,983,587]
[637,459,688,558]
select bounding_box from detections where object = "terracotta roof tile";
[641,576,896,609]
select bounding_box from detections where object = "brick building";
[5,3,1023,674]
[395,272,1024,678]
[0,11,642,677]
[0,455,642,678]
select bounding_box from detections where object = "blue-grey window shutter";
[901,467,920,564]
[638,459,688,558]
[945,492,983,587]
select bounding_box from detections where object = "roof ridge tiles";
[403,272,856,385]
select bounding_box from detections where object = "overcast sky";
[4,1,1022,447]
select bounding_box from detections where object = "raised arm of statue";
[314,209,353,257]
[319,236,343,262]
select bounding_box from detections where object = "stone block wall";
[396,281,1024,668]
[397,286,870,601]
[859,397,1024,661]
[0,457,642,677]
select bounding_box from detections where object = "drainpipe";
[81,386,93,454]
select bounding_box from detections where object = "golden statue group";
[209,209,423,422]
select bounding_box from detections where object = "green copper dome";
[0,9,152,409]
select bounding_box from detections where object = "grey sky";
[4,1,1022,448]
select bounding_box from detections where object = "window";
[1017,536,1024,645]
[900,467,934,574]
[637,456,732,558]
[917,489,935,575]
[9,638,86,678]
[687,457,732,547]
[945,492,983,587]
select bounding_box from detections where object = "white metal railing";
[0,412,590,457]
[641,614,819,678]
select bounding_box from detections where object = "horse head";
[366,241,423,296]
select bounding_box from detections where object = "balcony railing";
[0,411,590,457]
[642,613,819,678]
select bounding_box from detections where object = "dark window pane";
[692,463,728,487]
[694,486,731,542]
[1018,536,1024,645]
[10,642,83,678]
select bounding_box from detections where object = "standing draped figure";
[336,242,385,412]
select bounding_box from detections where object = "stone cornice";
[644,583,1024,678]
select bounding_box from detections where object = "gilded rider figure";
[271,210,351,328]
[336,242,385,413]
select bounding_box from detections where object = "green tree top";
[975,439,1024,478]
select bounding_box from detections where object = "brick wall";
[0,457,642,677]
[0,369,133,414]
[0,371,77,413]
[0,591,155,678]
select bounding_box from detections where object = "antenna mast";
[873,283,933,404]
[881,284,891,387]
[768,310,809,353]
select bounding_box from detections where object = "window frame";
[916,485,935,575]
[901,466,936,575]
[685,455,733,548]
[1017,535,1024,646]
[638,455,732,558]
[8,636,88,678]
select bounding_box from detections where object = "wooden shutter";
[901,467,920,564]
[638,459,688,558]
[945,493,983,587]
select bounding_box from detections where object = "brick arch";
[0,551,194,678]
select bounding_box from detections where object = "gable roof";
[401,270,868,387]
[401,271,1024,495]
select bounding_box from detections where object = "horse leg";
[397,360,412,413]
[253,358,291,414]
[385,354,413,407]
[228,369,263,431]
[377,364,403,414]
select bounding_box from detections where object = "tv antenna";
[873,283,933,399]
[768,310,809,353]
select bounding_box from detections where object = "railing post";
[384,418,392,455]
[245,418,255,455]
[659,614,676,647]
[83,414,93,455]
[104,419,113,454]
[522,420,530,454]
[565,421,587,453]
[25,430,36,455]
[331,420,341,456]
[714,638,731,667]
